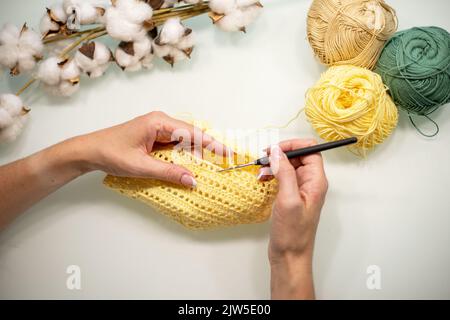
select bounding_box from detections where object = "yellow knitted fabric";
[103,146,278,229]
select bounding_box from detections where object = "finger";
[267,139,323,169]
[150,112,233,157]
[269,145,300,200]
[139,156,197,188]
[256,166,274,182]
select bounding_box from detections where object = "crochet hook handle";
[255,137,357,165]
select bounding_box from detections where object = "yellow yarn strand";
[307,0,398,69]
[305,65,398,156]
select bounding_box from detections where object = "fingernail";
[256,167,273,180]
[181,174,197,188]
[270,145,282,160]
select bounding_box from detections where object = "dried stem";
[43,26,106,44]
[15,2,212,97]
[15,78,36,96]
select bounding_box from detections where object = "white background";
[0,0,449,299]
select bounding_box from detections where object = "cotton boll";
[75,42,111,77]
[0,45,19,69]
[0,108,14,128]
[119,0,153,23]
[241,4,262,26]
[215,10,246,32]
[114,36,153,72]
[58,81,80,97]
[40,15,59,35]
[133,36,152,57]
[64,0,102,25]
[236,0,260,7]
[60,59,80,81]
[141,53,154,69]
[40,4,68,37]
[17,53,36,73]
[50,4,68,23]
[0,93,27,143]
[177,32,194,50]
[105,0,153,41]
[93,42,111,65]
[152,42,172,58]
[0,24,20,45]
[0,94,23,116]
[19,28,44,56]
[37,57,62,86]
[158,18,186,45]
[0,114,28,143]
[209,0,238,15]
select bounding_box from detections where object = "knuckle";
[277,198,302,212]
[164,165,181,181]
[149,110,166,117]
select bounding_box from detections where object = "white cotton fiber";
[60,59,80,80]
[0,94,23,116]
[105,0,153,42]
[115,36,152,72]
[0,23,20,45]
[176,32,194,50]
[37,57,62,85]
[159,18,185,45]
[209,0,238,15]
[209,0,262,32]
[0,45,19,69]
[40,15,59,35]
[64,0,102,25]
[0,108,13,128]
[75,42,111,78]
[0,24,43,74]
[0,93,27,143]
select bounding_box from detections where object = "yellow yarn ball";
[307,0,398,69]
[305,65,398,155]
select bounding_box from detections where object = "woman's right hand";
[259,139,328,299]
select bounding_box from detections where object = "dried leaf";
[20,23,28,36]
[143,19,155,30]
[79,42,96,60]
[10,64,20,76]
[183,47,193,58]
[148,27,158,40]
[256,1,264,8]
[184,28,192,36]
[208,12,225,24]
[147,0,164,10]
[21,107,31,115]
[119,41,135,56]
[69,77,80,85]
[57,58,69,67]
[163,55,174,67]
[96,7,106,16]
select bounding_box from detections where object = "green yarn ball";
[375,26,450,116]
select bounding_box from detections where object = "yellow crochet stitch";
[103,146,278,229]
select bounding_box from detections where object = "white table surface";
[0,0,449,299]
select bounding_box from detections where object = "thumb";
[270,145,300,201]
[141,157,197,188]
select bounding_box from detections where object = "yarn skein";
[305,65,398,155]
[375,26,450,137]
[307,0,398,70]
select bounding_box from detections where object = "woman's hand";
[76,111,223,187]
[0,111,224,229]
[258,139,328,299]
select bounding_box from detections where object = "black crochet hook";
[219,137,357,172]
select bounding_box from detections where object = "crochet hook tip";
[218,162,255,172]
